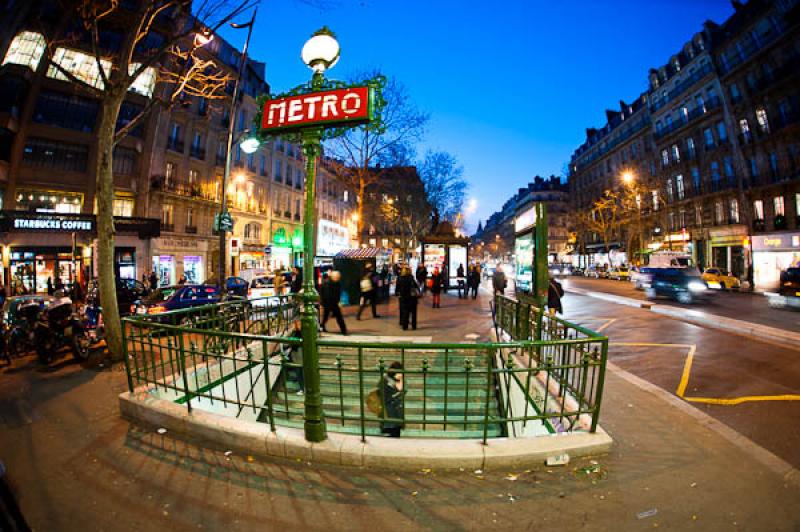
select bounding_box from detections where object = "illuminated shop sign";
[12,216,94,232]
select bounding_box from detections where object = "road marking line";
[595,319,616,332]
[611,342,800,406]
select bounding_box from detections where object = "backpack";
[360,277,373,292]
[366,389,383,416]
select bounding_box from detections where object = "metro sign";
[260,86,373,133]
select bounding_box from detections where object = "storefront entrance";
[9,247,86,294]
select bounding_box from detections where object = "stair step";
[259,415,504,439]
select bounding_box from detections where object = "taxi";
[701,268,740,290]
[608,266,630,281]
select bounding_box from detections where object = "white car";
[248,276,278,307]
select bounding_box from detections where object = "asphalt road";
[561,275,800,333]
[560,290,800,470]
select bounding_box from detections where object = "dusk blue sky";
[220,0,735,233]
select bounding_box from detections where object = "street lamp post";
[217,8,257,284]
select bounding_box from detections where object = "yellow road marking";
[611,341,800,406]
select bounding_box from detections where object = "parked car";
[133,284,221,317]
[644,268,711,304]
[608,266,630,281]
[571,266,585,276]
[766,267,800,310]
[585,265,608,279]
[86,278,138,318]
[121,278,150,298]
[701,268,741,290]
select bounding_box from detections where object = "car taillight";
[248,288,252,296]
[149,305,166,314]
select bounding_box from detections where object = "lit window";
[671,144,681,163]
[753,199,764,220]
[695,204,703,225]
[703,128,714,147]
[161,203,174,225]
[16,189,82,213]
[716,122,727,142]
[715,200,724,224]
[48,47,111,89]
[729,199,739,223]
[113,196,134,217]
[773,195,785,216]
[676,175,685,200]
[756,107,770,133]
[666,178,674,202]
[661,149,669,166]
[2,31,46,70]
[652,190,660,211]
[128,63,156,97]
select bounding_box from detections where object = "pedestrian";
[379,361,405,437]
[456,263,466,299]
[415,264,428,295]
[274,270,285,296]
[178,275,186,285]
[493,266,507,295]
[468,265,481,299]
[287,320,304,395]
[46,276,54,296]
[70,280,84,303]
[548,277,564,315]
[396,266,420,330]
[357,265,380,320]
[430,267,443,308]
[290,267,302,294]
[379,264,390,301]
[320,271,348,335]
[149,270,158,291]
[54,276,64,293]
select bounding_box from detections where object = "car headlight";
[688,282,707,292]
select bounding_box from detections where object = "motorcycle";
[5,301,42,360]
[33,296,91,363]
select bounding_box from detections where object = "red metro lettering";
[261,87,370,131]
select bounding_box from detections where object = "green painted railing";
[122,294,608,442]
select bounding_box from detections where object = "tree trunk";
[357,178,366,244]
[97,95,125,359]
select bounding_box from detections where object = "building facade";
[568,0,800,289]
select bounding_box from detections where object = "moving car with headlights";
[701,268,741,290]
[644,268,711,304]
[133,284,221,317]
[608,266,630,281]
[766,267,800,310]
[585,264,608,278]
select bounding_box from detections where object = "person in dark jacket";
[492,266,507,295]
[395,266,419,330]
[149,271,158,291]
[379,361,405,437]
[415,264,428,295]
[456,264,466,298]
[320,270,347,334]
[548,277,564,315]
[290,267,303,294]
[429,268,443,308]
[379,264,390,301]
[468,265,481,299]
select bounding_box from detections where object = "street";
[1,286,799,530]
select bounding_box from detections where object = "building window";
[22,138,88,172]
[188,169,199,185]
[695,204,703,226]
[47,47,110,90]
[161,203,174,226]
[729,199,739,223]
[671,144,680,163]
[696,95,706,113]
[676,174,685,200]
[739,118,751,142]
[756,107,770,133]
[117,102,145,138]
[128,63,156,98]
[750,158,759,178]
[113,196,134,217]
[652,190,660,211]
[686,137,696,158]
[33,91,99,132]
[753,199,764,220]
[259,155,267,175]
[729,83,741,101]
[769,152,779,176]
[668,212,676,231]
[716,122,728,142]
[16,189,82,213]
[710,161,721,185]
[679,209,686,228]
[661,149,669,167]
[773,195,785,216]
[274,160,282,182]
[703,128,714,148]
[666,178,674,203]
[691,167,701,192]
[165,162,175,182]
[715,200,724,224]
[723,157,734,179]
[2,31,46,70]
[112,146,137,175]
[187,207,194,228]
[244,222,261,240]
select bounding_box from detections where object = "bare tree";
[379,183,432,259]
[418,150,468,228]
[579,190,622,258]
[45,0,255,358]
[325,72,429,242]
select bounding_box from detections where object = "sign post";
[256,27,376,443]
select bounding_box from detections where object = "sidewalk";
[1,287,799,530]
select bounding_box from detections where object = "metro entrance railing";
[122,294,608,443]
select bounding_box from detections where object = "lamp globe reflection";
[301,27,340,73]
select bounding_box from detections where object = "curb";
[566,286,800,350]
[119,391,613,471]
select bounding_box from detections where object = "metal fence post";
[590,342,608,433]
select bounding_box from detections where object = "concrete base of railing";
[119,390,613,470]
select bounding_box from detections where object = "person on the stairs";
[379,361,405,437]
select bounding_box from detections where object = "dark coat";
[548,279,564,314]
[380,375,405,429]
[320,279,342,307]
[415,266,427,284]
[430,273,444,294]
[395,273,419,301]
[492,271,507,293]
[468,269,480,288]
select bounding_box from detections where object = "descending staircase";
[259,344,505,439]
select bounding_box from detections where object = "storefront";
[708,227,748,278]
[150,236,208,286]
[752,232,800,291]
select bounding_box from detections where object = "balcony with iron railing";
[151,175,220,202]
[185,225,198,234]
[161,223,175,232]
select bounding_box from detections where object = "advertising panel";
[448,245,467,281]
[515,233,533,293]
[424,243,445,272]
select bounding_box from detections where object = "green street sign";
[214,212,234,233]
